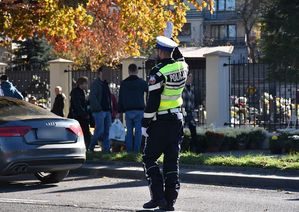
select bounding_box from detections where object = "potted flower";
[195,134,207,153]
[221,129,236,151]
[285,135,299,153]
[269,134,284,154]
[205,131,224,152]
[182,130,192,152]
[248,128,267,149]
[236,132,250,150]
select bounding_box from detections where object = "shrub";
[183,127,269,152]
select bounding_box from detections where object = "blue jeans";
[125,110,143,153]
[89,111,112,153]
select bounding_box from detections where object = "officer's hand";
[142,127,149,138]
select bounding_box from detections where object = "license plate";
[37,128,67,140]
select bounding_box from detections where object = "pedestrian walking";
[142,36,188,211]
[51,86,66,117]
[88,67,112,153]
[118,63,148,153]
[0,75,23,100]
[69,77,91,148]
[182,73,198,152]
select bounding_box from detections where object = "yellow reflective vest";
[158,61,189,111]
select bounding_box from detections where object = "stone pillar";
[0,62,7,75]
[121,56,147,81]
[48,58,73,116]
[204,51,231,127]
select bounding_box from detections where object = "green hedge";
[183,127,268,153]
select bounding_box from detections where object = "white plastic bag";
[109,119,126,142]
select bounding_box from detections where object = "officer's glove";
[142,127,149,138]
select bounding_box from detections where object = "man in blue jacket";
[0,75,23,100]
[118,64,148,153]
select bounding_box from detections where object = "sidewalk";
[72,160,299,191]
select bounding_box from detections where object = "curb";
[72,161,299,191]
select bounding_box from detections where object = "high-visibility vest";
[158,61,189,111]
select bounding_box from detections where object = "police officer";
[142,36,188,211]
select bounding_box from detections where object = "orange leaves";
[53,0,127,70]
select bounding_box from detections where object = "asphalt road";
[0,173,298,212]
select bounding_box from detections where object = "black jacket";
[89,78,112,112]
[69,87,88,119]
[51,93,65,117]
[118,75,148,113]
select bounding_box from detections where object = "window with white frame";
[211,24,236,40]
[214,0,236,11]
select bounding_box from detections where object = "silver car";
[0,97,86,183]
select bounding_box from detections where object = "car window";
[0,97,54,120]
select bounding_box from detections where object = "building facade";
[179,0,248,60]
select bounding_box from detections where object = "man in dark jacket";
[0,75,23,100]
[69,77,91,147]
[51,86,65,117]
[118,64,148,153]
[88,67,112,153]
[182,73,197,152]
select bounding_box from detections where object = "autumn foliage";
[0,0,214,69]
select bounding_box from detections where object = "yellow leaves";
[0,0,213,67]
[116,0,212,56]
[1,0,92,42]
[38,2,93,41]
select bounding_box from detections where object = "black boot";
[143,199,168,209]
[143,199,158,209]
[159,204,175,211]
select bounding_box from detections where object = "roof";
[48,58,74,64]
[179,46,234,58]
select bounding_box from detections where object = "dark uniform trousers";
[143,113,183,205]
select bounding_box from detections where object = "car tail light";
[68,125,83,136]
[0,126,32,137]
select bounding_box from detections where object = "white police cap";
[156,36,178,52]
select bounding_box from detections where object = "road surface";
[0,173,298,212]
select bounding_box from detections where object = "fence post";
[204,51,231,127]
[48,58,73,116]
[0,62,7,75]
[121,56,147,80]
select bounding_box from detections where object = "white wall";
[179,18,204,46]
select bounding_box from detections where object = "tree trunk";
[245,28,256,63]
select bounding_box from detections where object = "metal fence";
[71,66,122,96]
[227,61,299,131]
[4,65,122,106]
[5,64,50,101]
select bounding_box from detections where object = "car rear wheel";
[34,170,69,184]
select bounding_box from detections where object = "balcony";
[203,37,246,47]
[203,10,241,21]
